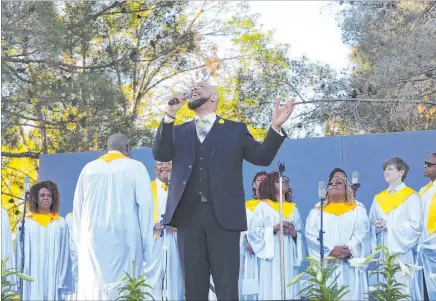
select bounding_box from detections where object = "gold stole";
[375,186,415,215]
[263,200,296,219]
[427,193,436,234]
[420,182,436,234]
[322,202,357,215]
[420,182,434,197]
[151,180,159,224]
[28,212,61,227]
[98,152,127,162]
[245,199,260,212]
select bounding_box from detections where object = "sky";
[248,1,351,70]
[246,1,351,137]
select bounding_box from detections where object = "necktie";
[196,118,212,143]
[162,183,168,191]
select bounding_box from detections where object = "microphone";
[351,171,360,196]
[318,181,327,200]
[24,176,30,193]
[352,171,359,185]
[168,91,191,105]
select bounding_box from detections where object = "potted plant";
[116,261,153,301]
[366,245,412,301]
[288,256,349,301]
[1,258,34,301]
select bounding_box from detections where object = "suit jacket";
[152,116,286,231]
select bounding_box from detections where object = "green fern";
[1,258,34,301]
[116,261,153,301]
[288,256,349,301]
[366,245,411,301]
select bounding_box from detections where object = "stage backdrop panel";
[39,130,435,220]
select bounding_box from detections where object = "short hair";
[252,171,267,197]
[29,180,60,214]
[383,157,409,181]
[258,171,292,202]
[107,133,129,153]
[328,168,347,183]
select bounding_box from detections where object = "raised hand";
[272,98,295,131]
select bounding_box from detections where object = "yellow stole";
[322,202,357,216]
[98,152,127,162]
[151,180,168,238]
[420,182,434,197]
[245,199,260,212]
[28,212,61,227]
[375,186,415,215]
[263,200,296,219]
[420,182,436,234]
[427,193,436,234]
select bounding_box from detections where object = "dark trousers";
[177,200,240,301]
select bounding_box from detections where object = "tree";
[328,0,436,133]
[2,1,333,228]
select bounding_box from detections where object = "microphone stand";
[19,191,29,299]
[161,214,168,301]
[351,183,360,198]
[278,162,286,300]
[319,194,326,266]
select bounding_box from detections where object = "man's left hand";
[272,98,295,132]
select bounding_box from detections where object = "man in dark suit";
[153,82,294,300]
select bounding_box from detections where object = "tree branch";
[1,152,40,159]
[262,98,436,106]
[3,54,129,70]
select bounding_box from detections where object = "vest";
[180,127,216,205]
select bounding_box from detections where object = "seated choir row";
[1,155,435,301]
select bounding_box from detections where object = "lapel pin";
[219,119,224,124]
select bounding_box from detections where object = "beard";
[188,95,210,110]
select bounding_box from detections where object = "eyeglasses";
[425,161,436,167]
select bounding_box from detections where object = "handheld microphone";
[351,171,360,196]
[318,181,327,200]
[168,91,191,105]
[24,176,30,193]
[352,171,359,185]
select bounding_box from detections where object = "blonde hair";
[325,176,355,205]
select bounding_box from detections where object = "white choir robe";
[369,183,423,301]
[248,201,304,300]
[418,181,436,300]
[143,178,183,301]
[63,213,78,301]
[2,208,15,282]
[305,201,371,301]
[73,153,154,300]
[15,216,74,300]
[239,207,260,300]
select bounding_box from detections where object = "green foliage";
[1,257,34,301]
[116,261,153,301]
[1,1,335,228]
[367,245,411,301]
[288,256,349,301]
